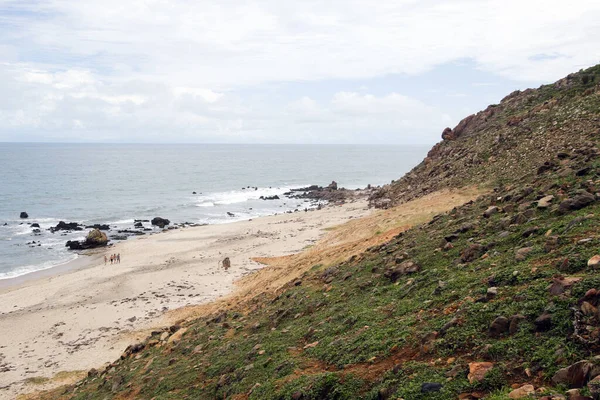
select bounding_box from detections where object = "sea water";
[0,143,428,279]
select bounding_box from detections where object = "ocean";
[0,143,428,280]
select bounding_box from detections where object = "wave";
[0,254,78,280]
[195,186,298,207]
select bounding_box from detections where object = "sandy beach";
[0,201,371,399]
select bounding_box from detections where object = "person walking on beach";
[104,255,107,265]
[117,253,121,264]
[110,254,113,264]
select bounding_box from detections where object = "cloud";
[0,0,598,143]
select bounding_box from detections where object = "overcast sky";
[0,0,598,144]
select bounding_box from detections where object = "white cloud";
[0,0,598,143]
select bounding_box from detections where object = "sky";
[0,0,599,145]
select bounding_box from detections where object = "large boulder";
[86,229,108,246]
[20,212,28,219]
[66,229,108,250]
[151,217,170,228]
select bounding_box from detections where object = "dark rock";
[30,223,40,228]
[489,316,510,337]
[50,221,83,232]
[421,383,443,393]
[227,212,235,217]
[151,217,170,228]
[134,222,143,228]
[260,195,280,200]
[20,212,28,219]
[534,312,553,332]
[559,191,596,213]
[85,224,110,231]
[442,127,455,141]
[327,181,338,190]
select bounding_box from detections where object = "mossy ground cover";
[30,137,600,400]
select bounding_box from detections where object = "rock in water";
[151,217,170,228]
[20,212,28,219]
[66,229,108,250]
[86,229,108,246]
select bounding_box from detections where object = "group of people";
[104,253,121,265]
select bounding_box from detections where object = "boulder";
[30,223,40,228]
[327,181,338,191]
[20,212,29,219]
[151,217,170,228]
[559,191,596,214]
[467,362,494,384]
[86,229,108,246]
[66,229,108,250]
[552,360,594,388]
[442,127,455,141]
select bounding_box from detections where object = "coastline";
[0,200,371,398]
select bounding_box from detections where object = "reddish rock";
[468,362,494,384]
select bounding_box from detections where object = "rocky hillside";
[370,64,600,208]
[27,65,600,400]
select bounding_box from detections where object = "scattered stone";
[588,255,600,269]
[384,261,421,282]
[508,384,535,399]
[515,247,533,261]
[461,244,484,263]
[20,212,28,219]
[483,206,499,218]
[468,362,494,384]
[549,276,582,296]
[538,195,555,209]
[421,382,443,393]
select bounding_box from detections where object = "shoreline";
[0,199,371,398]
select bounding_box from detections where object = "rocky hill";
[26,64,600,400]
[370,64,600,208]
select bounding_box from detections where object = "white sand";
[0,201,370,398]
